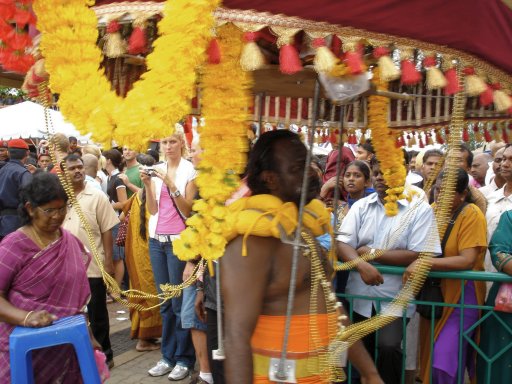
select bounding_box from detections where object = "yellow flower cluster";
[176,194,332,261]
[33,0,220,150]
[368,71,406,216]
[174,24,253,261]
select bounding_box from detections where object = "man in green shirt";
[119,146,143,198]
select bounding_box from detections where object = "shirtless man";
[221,130,382,384]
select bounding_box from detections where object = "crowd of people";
[0,130,511,384]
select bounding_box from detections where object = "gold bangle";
[23,311,34,327]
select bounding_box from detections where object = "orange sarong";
[251,314,335,384]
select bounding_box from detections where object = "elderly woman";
[0,172,92,383]
[146,131,197,380]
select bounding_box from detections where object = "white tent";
[0,101,90,141]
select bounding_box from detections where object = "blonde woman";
[146,131,198,380]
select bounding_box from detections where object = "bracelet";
[196,287,204,292]
[23,311,34,327]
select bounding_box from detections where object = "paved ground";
[107,301,193,384]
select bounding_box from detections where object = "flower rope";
[33,0,220,149]
[368,70,407,216]
[174,23,253,262]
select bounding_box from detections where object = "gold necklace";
[30,226,57,249]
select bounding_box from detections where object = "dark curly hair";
[19,172,69,225]
[246,130,305,195]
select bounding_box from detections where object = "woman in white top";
[145,131,198,380]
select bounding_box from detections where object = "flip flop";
[136,343,160,352]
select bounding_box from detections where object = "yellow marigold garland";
[174,24,253,261]
[33,0,220,150]
[368,70,406,216]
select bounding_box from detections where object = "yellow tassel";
[494,89,512,112]
[378,55,401,82]
[465,74,487,96]
[493,128,501,143]
[427,133,433,145]
[426,67,447,90]
[314,45,338,73]
[410,133,417,146]
[474,128,483,142]
[240,41,265,71]
[104,32,126,58]
[341,130,348,143]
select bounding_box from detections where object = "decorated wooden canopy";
[3,0,510,150]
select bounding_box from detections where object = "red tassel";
[462,127,470,142]
[348,133,357,144]
[329,129,339,144]
[279,44,303,75]
[419,135,425,148]
[502,128,509,144]
[331,35,342,57]
[128,26,147,55]
[479,85,494,107]
[107,20,121,33]
[435,130,444,145]
[483,128,492,142]
[443,67,461,95]
[206,37,221,64]
[401,59,421,85]
[344,50,364,75]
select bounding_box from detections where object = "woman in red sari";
[0,172,92,383]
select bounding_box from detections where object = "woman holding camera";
[145,131,197,380]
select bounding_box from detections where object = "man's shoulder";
[83,183,108,199]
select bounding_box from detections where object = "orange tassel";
[312,37,337,73]
[463,66,486,97]
[104,20,126,58]
[443,67,461,95]
[491,83,512,112]
[479,84,494,107]
[279,43,303,75]
[373,46,400,82]
[128,26,147,55]
[207,37,221,64]
[424,56,447,90]
[240,32,265,71]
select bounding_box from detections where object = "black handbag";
[416,202,468,320]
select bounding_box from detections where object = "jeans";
[149,238,195,368]
[182,285,207,331]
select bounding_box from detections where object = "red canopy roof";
[96,0,512,75]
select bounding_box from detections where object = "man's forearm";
[101,230,114,262]
[377,250,418,266]
[126,181,141,194]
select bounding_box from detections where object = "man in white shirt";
[337,158,441,384]
[480,147,505,198]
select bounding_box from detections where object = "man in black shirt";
[0,139,32,241]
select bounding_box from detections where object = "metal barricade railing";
[337,265,512,384]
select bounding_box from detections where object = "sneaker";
[168,364,189,381]
[148,359,173,377]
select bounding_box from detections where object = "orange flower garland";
[368,71,406,216]
[0,0,35,73]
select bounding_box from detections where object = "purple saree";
[0,229,91,383]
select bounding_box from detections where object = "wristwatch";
[170,189,181,198]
